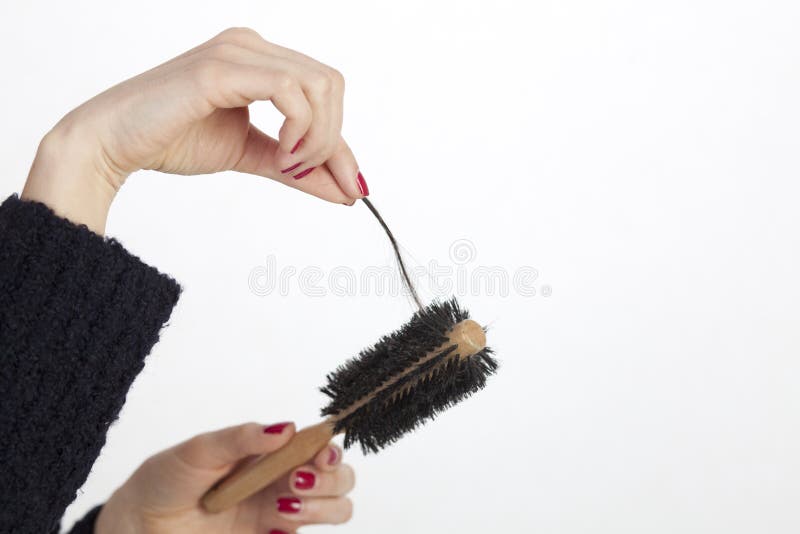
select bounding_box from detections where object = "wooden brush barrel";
[201,319,486,513]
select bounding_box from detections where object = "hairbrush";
[201,297,497,512]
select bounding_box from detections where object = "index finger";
[233,124,353,205]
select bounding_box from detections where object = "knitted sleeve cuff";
[61,505,103,534]
[0,194,181,533]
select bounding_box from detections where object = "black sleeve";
[62,506,102,534]
[0,194,181,534]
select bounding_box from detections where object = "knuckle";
[205,42,239,61]
[174,435,205,465]
[139,453,162,473]
[274,71,297,92]
[300,103,314,124]
[309,72,333,95]
[186,433,207,452]
[217,26,261,42]
[233,425,254,450]
[283,102,311,126]
[328,67,345,91]
[319,143,337,162]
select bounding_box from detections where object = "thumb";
[173,421,296,472]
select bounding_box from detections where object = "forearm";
[0,195,180,533]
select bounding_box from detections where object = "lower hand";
[95,421,355,534]
[23,27,369,234]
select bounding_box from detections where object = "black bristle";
[320,298,498,454]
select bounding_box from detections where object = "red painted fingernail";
[269,530,288,534]
[277,496,302,513]
[290,138,304,154]
[281,162,303,174]
[294,167,316,180]
[356,171,369,196]
[294,470,316,490]
[328,446,340,465]
[263,422,291,434]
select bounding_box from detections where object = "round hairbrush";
[201,298,498,513]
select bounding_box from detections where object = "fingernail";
[277,496,302,514]
[294,167,316,180]
[263,422,291,434]
[356,171,369,196]
[290,138,304,154]
[328,446,340,465]
[281,162,303,174]
[294,470,316,490]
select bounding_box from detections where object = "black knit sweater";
[0,194,181,533]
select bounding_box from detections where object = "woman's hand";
[23,27,369,234]
[95,421,355,534]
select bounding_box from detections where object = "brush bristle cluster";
[320,298,498,453]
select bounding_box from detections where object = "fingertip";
[277,120,306,156]
[328,444,342,466]
[175,421,296,471]
[315,443,342,471]
[289,466,317,493]
[290,138,304,154]
[280,161,303,174]
[292,166,317,180]
[287,163,353,205]
[356,171,369,197]
[276,139,303,167]
[259,421,296,450]
[263,421,295,435]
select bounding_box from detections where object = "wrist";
[22,125,119,235]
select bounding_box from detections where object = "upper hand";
[23,28,369,234]
[95,421,355,534]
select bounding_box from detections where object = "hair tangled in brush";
[320,298,498,453]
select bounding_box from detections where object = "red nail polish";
[281,162,303,174]
[263,422,291,434]
[277,496,302,513]
[356,171,369,196]
[294,470,316,490]
[290,138,304,154]
[294,167,316,180]
[327,446,339,465]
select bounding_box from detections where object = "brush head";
[320,298,498,454]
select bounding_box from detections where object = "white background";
[1,1,799,532]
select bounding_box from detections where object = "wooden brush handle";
[202,319,486,513]
[201,421,335,513]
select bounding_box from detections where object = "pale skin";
[23,26,368,235]
[95,422,354,533]
[21,28,361,532]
